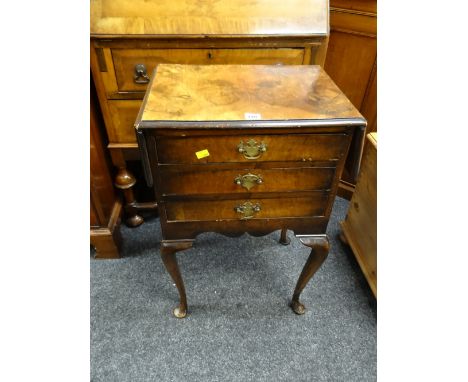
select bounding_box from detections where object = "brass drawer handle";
[234,202,261,220]
[237,139,267,159]
[234,173,263,190]
[134,64,150,84]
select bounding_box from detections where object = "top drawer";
[155,134,350,164]
[112,48,305,92]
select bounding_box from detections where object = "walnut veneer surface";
[90,0,328,36]
[142,65,360,122]
[136,64,366,317]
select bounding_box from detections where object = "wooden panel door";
[325,32,376,112]
[325,0,377,192]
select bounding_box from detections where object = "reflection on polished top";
[139,65,363,124]
[90,0,328,36]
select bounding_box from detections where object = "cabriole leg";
[291,235,329,315]
[160,240,194,318]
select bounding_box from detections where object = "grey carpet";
[91,197,376,382]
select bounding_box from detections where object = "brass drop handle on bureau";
[237,139,267,159]
[234,173,263,190]
[234,202,261,220]
[134,64,150,84]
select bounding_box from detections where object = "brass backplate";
[234,202,261,220]
[237,139,267,159]
[234,173,263,190]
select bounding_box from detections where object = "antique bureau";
[135,64,366,318]
[90,0,330,226]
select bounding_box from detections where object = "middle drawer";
[158,166,335,196]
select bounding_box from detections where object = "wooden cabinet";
[325,0,377,194]
[90,79,122,259]
[340,133,377,296]
[90,0,330,227]
[136,64,366,317]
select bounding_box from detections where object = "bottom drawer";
[164,195,329,222]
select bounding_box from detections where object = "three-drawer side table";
[90,0,330,227]
[135,64,366,318]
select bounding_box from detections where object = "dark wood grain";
[159,166,335,196]
[164,194,329,222]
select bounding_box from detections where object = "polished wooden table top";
[138,64,364,125]
[90,0,328,36]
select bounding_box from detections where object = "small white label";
[244,113,261,120]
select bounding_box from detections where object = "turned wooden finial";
[114,168,136,190]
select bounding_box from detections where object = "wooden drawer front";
[164,195,329,222]
[107,100,141,143]
[159,167,335,196]
[112,48,305,92]
[156,134,349,164]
